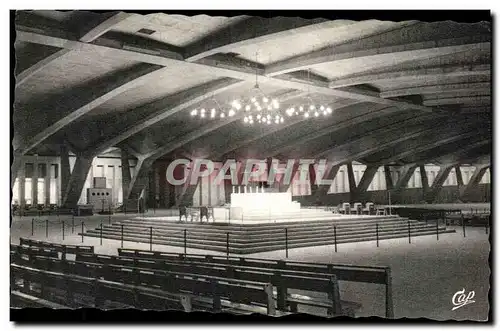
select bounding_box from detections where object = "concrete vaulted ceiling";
[13,10,491,167]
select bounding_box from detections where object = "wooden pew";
[10,244,59,261]
[117,248,392,317]
[19,238,94,259]
[12,255,278,316]
[11,290,72,309]
[79,252,361,317]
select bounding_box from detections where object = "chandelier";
[188,58,333,125]
[189,96,230,119]
[285,101,333,118]
[237,84,284,125]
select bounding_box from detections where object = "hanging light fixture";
[284,69,332,120]
[189,91,227,121]
[236,52,285,126]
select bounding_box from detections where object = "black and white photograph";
[9,7,493,324]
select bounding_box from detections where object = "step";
[109,218,416,235]
[100,222,437,242]
[83,226,453,250]
[115,216,409,232]
[83,228,456,254]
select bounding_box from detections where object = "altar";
[229,190,301,220]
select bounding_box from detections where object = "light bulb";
[273,103,279,109]
[290,108,295,113]
[323,111,327,116]
[263,97,269,103]
[211,113,216,118]
[235,104,241,110]
[304,112,309,118]
[191,109,197,116]
[220,113,225,118]
[201,108,205,113]
[267,114,271,119]
[314,112,319,117]
[309,105,314,110]
[229,109,235,117]
[245,105,251,111]
[249,120,254,124]
[257,114,261,119]
[267,121,271,125]
[244,117,248,123]
[267,105,272,111]
[320,105,325,111]
[275,120,279,124]
[249,115,253,120]
[299,106,304,112]
[295,112,299,115]
[251,97,256,103]
[280,117,284,123]
[327,107,332,113]
[201,113,205,118]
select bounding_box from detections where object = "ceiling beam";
[265,107,420,157]
[184,17,350,61]
[313,120,482,166]
[429,140,491,165]
[373,130,483,165]
[16,12,132,87]
[265,26,490,76]
[423,95,491,106]
[89,78,247,155]
[328,64,491,88]
[16,30,437,113]
[16,63,163,155]
[380,82,490,98]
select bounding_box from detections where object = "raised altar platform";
[229,191,300,220]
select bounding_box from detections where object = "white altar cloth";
[229,192,301,220]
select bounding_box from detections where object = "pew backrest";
[19,238,94,256]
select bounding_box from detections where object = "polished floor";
[10,210,490,321]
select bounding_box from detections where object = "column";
[32,159,38,206]
[44,163,50,206]
[158,163,167,208]
[19,163,25,209]
[60,145,71,202]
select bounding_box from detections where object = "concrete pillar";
[60,145,71,201]
[224,179,232,204]
[425,164,454,203]
[384,165,394,190]
[419,165,429,202]
[44,163,50,206]
[120,150,131,199]
[353,165,379,201]
[32,159,38,206]
[455,165,464,187]
[460,165,489,201]
[280,163,300,193]
[346,163,356,202]
[158,163,167,207]
[394,164,417,191]
[19,162,25,208]
[310,164,340,202]
[11,155,22,189]
[62,155,93,209]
